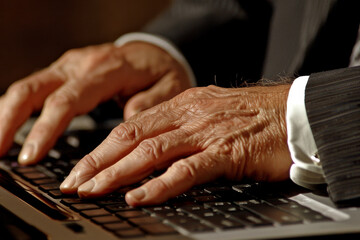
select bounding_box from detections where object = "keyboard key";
[70,203,99,211]
[180,204,244,229]
[199,212,244,229]
[52,168,66,176]
[176,221,213,233]
[22,172,48,180]
[204,186,233,194]
[13,167,37,173]
[205,202,273,226]
[128,216,161,225]
[239,182,285,199]
[39,182,61,191]
[81,209,111,218]
[184,189,209,197]
[150,210,184,219]
[206,186,253,201]
[116,210,148,219]
[48,190,77,199]
[178,205,208,213]
[194,195,219,202]
[32,178,58,185]
[105,204,134,212]
[143,206,174,216]
[140,222,178,235]
[144,206,173,212]
[206,216,244,229]
[48,190,65,198]
[61,198,90,205]
[96,198,126,206]
[205,201,272,226]
[103,222,133,231]
[164,213,213,232]
[115,228,145,238]
[230,210,273,226]
[205,201,238,212]
[92,215,122,224]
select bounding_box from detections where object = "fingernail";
[78,179,96,195]
[128,188,146,201]
[18,143,35,164]
[60,172,77,191]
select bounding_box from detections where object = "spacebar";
[0,169,75,221]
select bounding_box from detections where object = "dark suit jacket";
[305,66,360,207]
[144,0,360,86]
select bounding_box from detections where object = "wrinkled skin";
[60,85,293,206]
[0,42,191,164]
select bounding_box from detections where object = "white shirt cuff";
[114,32,197,87]
[286,76,326,189]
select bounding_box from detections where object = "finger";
[18,69,126,165]
[17,86,77,164]
[123,71,190,120]
[0,70,63,156]
[60,100,183,193]
[125,152,224,206]
[64,127,198,196]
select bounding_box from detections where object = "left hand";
[60,85,293,206]
[0,42,191,164]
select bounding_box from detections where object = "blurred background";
[0,0,169,94]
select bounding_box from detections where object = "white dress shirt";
[286,76,325,189]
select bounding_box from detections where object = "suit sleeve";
[142,0,272,87]
[305,66,360,206]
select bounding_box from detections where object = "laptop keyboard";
[2,129,333,238]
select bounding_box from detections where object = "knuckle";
[166,87,210,113]
[97,168,117,184]
[180,98,209,116]
[150,177,172,193]
[7,81,34,100]
[175,87,214,112]
[206,85,221,92]
[62,48,80,58]
[78,154,101,172]
[180,87,199,99]
[138,138,163,160]
[45,91,77,109]
[171,160,196,183]
[214,138,234,155]
[31,121,53,137]
[110,122,142,142]
[225,141,247,180]
[181,86,215,99]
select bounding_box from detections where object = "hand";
[60,85,293,206]
[0,42,191,164]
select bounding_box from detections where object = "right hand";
[0,42,192,164]
[60,85,292,206]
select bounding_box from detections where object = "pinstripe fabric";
[305,66,360,206]
[350,26,360,67]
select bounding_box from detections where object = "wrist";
[115,32,196,87]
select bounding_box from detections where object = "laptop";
[1,116,360,240]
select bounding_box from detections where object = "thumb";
[123,72,190,120]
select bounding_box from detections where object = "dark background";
[0,0,169,94]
